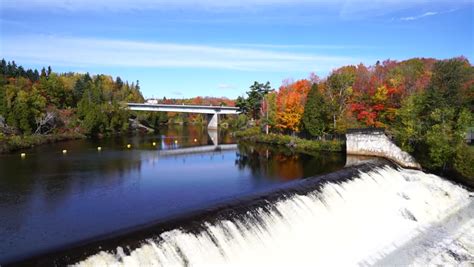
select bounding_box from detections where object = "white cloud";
[1,0,468,15]
[217,84,236,90]
[400,11,439,21]
[1,35,360,72]
[231,43,374,50]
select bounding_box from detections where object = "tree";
[392,58,474,172]
[325,66,355,132]
[235,96,249,114]
[302,83,330,137]
[246,81,272,120]
[418,59,473,170]
[0,75,6,117]
[392,93,424,152]
[261,92,277,133]
[276,79,311,133]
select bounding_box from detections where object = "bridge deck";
[127,103,240,114]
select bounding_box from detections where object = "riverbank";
[234,127,344,153]
[0,133,86,154]
[234,128,474,189]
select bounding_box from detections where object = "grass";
[234,127,344,153]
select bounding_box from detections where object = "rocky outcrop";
[0,116,15,135]
[346,129,421,169]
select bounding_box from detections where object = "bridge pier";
[207,113,218,130]
[208,129,218,146]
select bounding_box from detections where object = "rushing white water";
[76,166,473,266]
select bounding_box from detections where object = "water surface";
[0,125,345,263]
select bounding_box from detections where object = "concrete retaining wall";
[346,129,421,169]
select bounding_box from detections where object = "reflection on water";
[236,142,346,181]
[0,125,345,264]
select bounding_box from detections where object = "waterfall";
[75,165,473,266]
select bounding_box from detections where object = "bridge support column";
[207,113,218,129]
[208,129,218,146]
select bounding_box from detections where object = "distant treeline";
[149,96,235,125]
[0,60,238,137]
[0,59,144,136]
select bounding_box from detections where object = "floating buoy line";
[17,137,198,158]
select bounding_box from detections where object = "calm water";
[0,125,345,263]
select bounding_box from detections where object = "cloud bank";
[2,35,360,72]
[2,0,469,18]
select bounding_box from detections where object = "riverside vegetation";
[234,58,473,185]
[1,58,473,184]
[0,59,234,152]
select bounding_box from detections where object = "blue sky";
[1,0,473,99]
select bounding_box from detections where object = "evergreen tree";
[40,67,47,77]
[0,59,6,75]
[33,69,40,82]
[302,83,330,137]
[0,76,6,117]
[237,81,272,120]
[115,76,124,89]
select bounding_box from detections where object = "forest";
[236,57,473,180]
[1,57,473,180]
[0,59,234,137]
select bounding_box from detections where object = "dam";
[78,167,470,266]
[2,127,472,266]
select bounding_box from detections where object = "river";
[0,125,346,264]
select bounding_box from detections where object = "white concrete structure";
[157,144,238,157]
[127,103,240,129]
[346,129,421,169]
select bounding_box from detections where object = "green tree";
[302,84,330,137]
[392,93,425,152]
[261,92,277,132]
[235,96,249,114]
[0,75,7,117]
[395,58,474,174]
[236,81,272,120]
[325,66,355,132]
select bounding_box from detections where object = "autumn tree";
[276,79,311,133]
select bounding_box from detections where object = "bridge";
[127,103,240,129]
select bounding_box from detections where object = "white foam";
[75,166,473,267]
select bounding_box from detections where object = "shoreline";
[233,128,344,153]
[0,133,86,154]
[233,128,474,189]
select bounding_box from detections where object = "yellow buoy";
[97,146,102,151]
[62,149,67,154]
[127,144,131,149]
[20,153,26,158]
[152,142,156,146]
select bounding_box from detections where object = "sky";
[0,0,473,99]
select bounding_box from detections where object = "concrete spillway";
[62,161,472,266]
[346,129,421,169]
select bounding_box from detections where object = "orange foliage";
[275,79,311,133]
